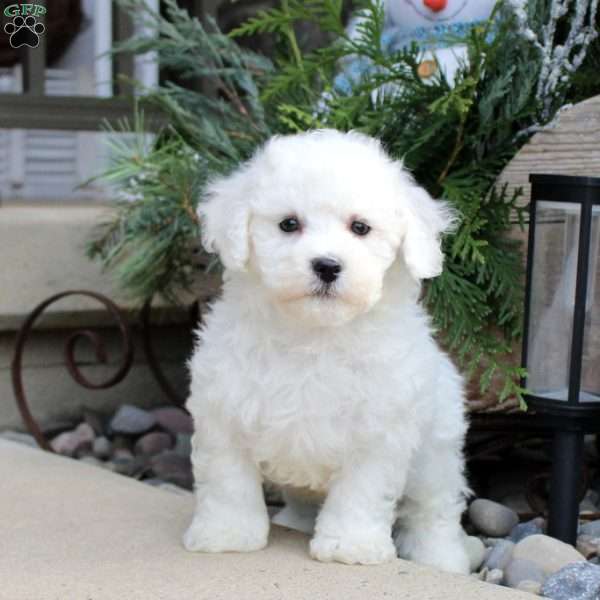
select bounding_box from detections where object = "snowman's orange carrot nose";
[423,0,448,12]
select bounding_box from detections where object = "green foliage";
[89,0,597,407]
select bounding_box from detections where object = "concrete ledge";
[0,440,530,600]
[0,325,191,429]
[0,203,220,331]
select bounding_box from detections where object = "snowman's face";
[387,0,495,28]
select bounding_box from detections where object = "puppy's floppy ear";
[401,183,458,280]
[197,168,251,272]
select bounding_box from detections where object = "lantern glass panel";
[581,206,600,402]
[527,201,581,402]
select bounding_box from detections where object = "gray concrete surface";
[0,326,191,429]
[0,203,219,330]
[0,440,532,600]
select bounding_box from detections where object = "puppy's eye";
[279,217,300,233]
[350,220,371,236]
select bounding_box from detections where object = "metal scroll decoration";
[140,298,188,408]
[11,290,135,451]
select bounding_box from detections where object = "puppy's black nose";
[311,257,342,284]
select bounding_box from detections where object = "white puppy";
[184,129,470,573]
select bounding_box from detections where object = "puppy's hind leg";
[394,445,469,574]
[183,426,269,554]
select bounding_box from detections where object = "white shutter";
[0,129,8,202]
[16,69,78,201]
[0,0,159,203]
[2,68,108,202]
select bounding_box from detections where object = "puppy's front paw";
[183,513,269,554]
[310,531,396,565]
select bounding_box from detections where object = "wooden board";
[498,94,600,201]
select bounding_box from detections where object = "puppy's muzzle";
[311,257,342,284]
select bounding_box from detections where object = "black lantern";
[523,174,600,544]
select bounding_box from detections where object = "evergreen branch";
[89,0,597,407]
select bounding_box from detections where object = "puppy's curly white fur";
[184,130,470,573]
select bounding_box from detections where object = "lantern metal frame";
[522,174,600,544]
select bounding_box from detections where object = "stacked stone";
[1,404,195,492]
[468,498,600,598]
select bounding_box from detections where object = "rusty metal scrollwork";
[11,290,135,451]
[139,297,188,408]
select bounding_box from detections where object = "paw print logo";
[4,15,45,49]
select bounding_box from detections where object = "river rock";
[109,404,156,435]
[150,451,193,490]
[174,433,192,457]
[468,499,519,537]
[516,580,542,595]
[512,534,585,575]
[509,518,544,543]
[50,422,95,456]
[92,436,112,460]
[576,535,600,559]
[504,558,546,588]
[483,539,515,571]
[541,561,600,600]
[485,568,504,585]
[464,535,486,572]
[580,490,599,515]
[134,431,173,456]
[580,520,600,538]
[152,407,193,435]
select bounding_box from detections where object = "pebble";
[50,422,95,456]
[464,535,486,572]
[109,404,156,435]
[143,477,170,487]
[152,406,193,435]
[504,558,546,588]
[0,430,38,448]
[576,535,600,559]
[92,436,112,460]
[113,447,134,462]
[580,520,600,538]
[509,518,544,543]
[516,580,542,595]
[513,534,586,575]
[581,502,599,515]
[174,433,192,457]
[134,431,173,457]
[542,561,600,600]
[483,539,515,571]
[150,451,193,490]
[111,450,148,477]
[485,568,504,585]
[468,499,519,537]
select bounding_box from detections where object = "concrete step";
[0,203,219,331]
[0,440,531,600]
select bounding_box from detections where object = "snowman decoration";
[336,0,497,93]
